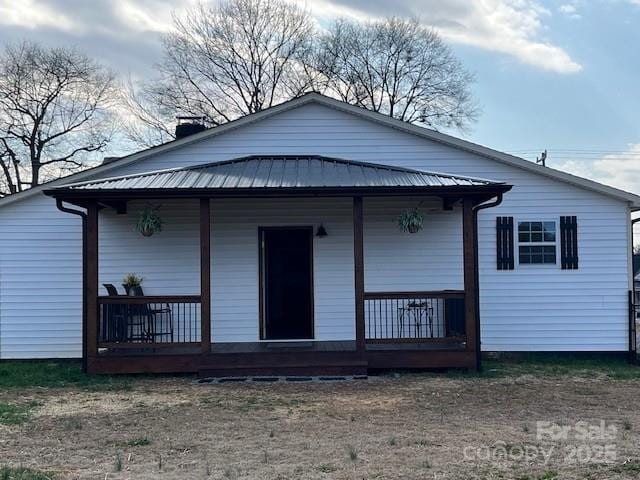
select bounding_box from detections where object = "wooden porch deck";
[65,190,488,375]
[93,339,473,376]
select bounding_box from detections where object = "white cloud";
[0,0,582,75]
[559,2,581,19]
[297,0,583,74]
[0,0,77,32]
[556,144,640,194]
[113,0,199,34]
[435,1,582,74]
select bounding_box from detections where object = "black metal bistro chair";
[130,286,174,342]
[397,300,434,338]
[101,284,127,342]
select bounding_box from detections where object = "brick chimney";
[175,116,206,140]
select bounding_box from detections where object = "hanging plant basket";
[398,208,424,234]
[136,205,163,237]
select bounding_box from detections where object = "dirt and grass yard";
[0,357,639,479]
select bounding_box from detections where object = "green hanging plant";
[398,208,425,234]
[136,205,163,237]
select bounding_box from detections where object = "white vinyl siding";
[0,195,83,358]
[364,197,463,292]
[0,101,632,357]
[99,200,201,296]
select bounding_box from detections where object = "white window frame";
[516,219,558,267]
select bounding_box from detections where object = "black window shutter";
[560,216,578,269]
[496,216,514,270]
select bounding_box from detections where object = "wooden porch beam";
[200,198,211,354]
[353,196,365,354]
[462,198,479,370]
[98,200,127,214]
[442,197,459,211]
[86,202,99,368]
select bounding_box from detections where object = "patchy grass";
[126,437,151,447]
[0,466,55,480]
[448,354,640,380]
[0,355,637,391]
[0,372,639,479]
[316,463,337,473]
[60,417,82,431]
[0,361,133,390]
[517,472,558,480]
[611,460,640,474]
[0,402,38,426]
[346,445,358,461]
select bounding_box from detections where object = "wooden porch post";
[200,198,211,354]
[86,201,99,371]
[353,196,365,354]
[462,198,479,370]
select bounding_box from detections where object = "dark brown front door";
[260,227,314,340]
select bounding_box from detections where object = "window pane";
[518,222,529,232]
[531,232,543,242]
[519,232,529,242]
[519,245,556,265]
[544,222,556,241]
[531,222,542,232]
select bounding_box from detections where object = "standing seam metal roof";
[60,155,505,191]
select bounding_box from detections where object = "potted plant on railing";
[122,273,143,296]
[136,205,163,237]
[398,208,425,234]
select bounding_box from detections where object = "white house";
[0,93,638,375]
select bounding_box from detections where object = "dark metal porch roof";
[53,155,506,192]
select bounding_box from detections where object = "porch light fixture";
[316,224,328,238]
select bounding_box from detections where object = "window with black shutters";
[518,221,557,265]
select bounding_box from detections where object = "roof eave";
[45,184,512,205]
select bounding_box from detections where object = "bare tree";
[0,41,116,196]
[124,0,315,147]
[316,18,477,129]
[120,77,177,149]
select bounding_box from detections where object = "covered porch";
[45,156,511,375]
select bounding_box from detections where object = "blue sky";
[465,1,640,159]
[0,0,638,192]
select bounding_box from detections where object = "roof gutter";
[55,199,88,373]
[44,184,512,204]
[471,193,504,371]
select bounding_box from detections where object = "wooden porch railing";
[364,291,465,343]
[98,295,201,349]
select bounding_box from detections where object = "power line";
[505,148,640,163]
[508,148,640,155]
